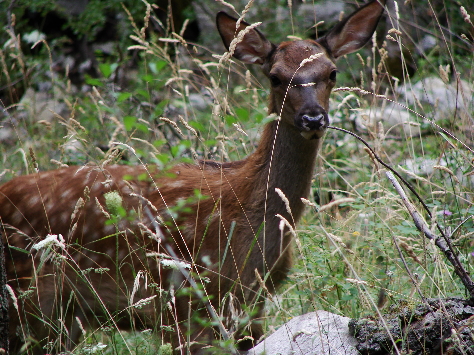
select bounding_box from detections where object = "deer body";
[1,1,384,353]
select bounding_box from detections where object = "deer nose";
[300,112,328,131]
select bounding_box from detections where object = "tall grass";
[1,0,473,353]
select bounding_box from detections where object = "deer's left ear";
[318,0,386,59]
[216,12,275,65]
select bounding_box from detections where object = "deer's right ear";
[317,0,386,59]
[216,12,275,65]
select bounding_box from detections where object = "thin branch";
[328,126,431,216]
[386,171,474,298]
[329,126,474,298]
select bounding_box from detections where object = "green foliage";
[9,0,145,39]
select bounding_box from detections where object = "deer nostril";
[303,114,324,122]
[301,113,327,130]
[308,114,324,122]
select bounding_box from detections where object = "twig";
[328,126,431,216]
[386,171,474,298]
[329,126,474,299]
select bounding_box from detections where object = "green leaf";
[123,116,137,131]
[149,60,168,74]
[261,114,277,125]
[189,121,204,131]
[8,246,29,254]
[99,63,118,78]
[225,115,237,125]
[136,89,150,100]
[235,107,249,122]
[85,75,104,87]
[138,173,149,181]
[153,139,167,148]
[154,99,169,117]
[117,92,132,103]
[170,141,191,158]
[136,123,149,133]
[254,112,265,123]
[142,74,154,83]
[156,153,170,165]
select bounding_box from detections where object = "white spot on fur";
[167,180,185,189]
[39,171,53,179]
[11,213,23,225]
[104,224,115,235]
[117,248,127,260]
[204,211,220,227]
[60,189,74,200]
[61,212,70,225]
[86,172,97,183]
[182,222,196,242]
[13,185,25,194]
[28,196,40,208]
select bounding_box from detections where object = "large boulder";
[246,311,358,355]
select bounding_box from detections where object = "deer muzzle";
[296,109,329,140]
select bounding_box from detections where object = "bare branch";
[386,171,474,298]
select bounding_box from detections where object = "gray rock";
[354,104,422,136]
[352,76,473,136]
[297,0,346,32]
[246,311,359,355]
[397,77,473,120]
[19,88,67,123]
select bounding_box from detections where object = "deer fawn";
[1,1,385,353]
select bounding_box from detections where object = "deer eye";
[329,70,337,81]
[270,74,282,87]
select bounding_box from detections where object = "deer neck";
[243,119,321,228]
